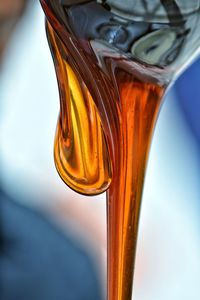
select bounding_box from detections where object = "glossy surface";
[106,70,164,299]
[40,1,200,299]
[47,23,112,195]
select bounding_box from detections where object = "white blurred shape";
[0,2,69,204]
[134,89,200,300]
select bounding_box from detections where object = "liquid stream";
[40,1,200,299]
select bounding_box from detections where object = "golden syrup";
[47,21,165,298]
[39,0,200,298]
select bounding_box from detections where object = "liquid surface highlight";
[40,1,200,299]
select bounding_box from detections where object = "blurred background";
[0,1,199,299]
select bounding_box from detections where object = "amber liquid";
[39,1,200,299]
[46,19,165,299]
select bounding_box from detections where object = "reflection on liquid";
[40,0,200,299]
[60,0,200,74]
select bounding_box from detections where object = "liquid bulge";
[46,22,112,195]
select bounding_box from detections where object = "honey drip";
[41,0,200,298]
[47,19,165,299]
[40,0,200,298]
[47,23,112,195]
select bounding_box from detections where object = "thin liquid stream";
[40,1,200,299]
[107,71,164,299]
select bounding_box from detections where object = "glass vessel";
[39,1,200,299]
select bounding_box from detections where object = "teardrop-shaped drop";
[46,21,112,195]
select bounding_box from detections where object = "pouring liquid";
[40,1,200,298]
